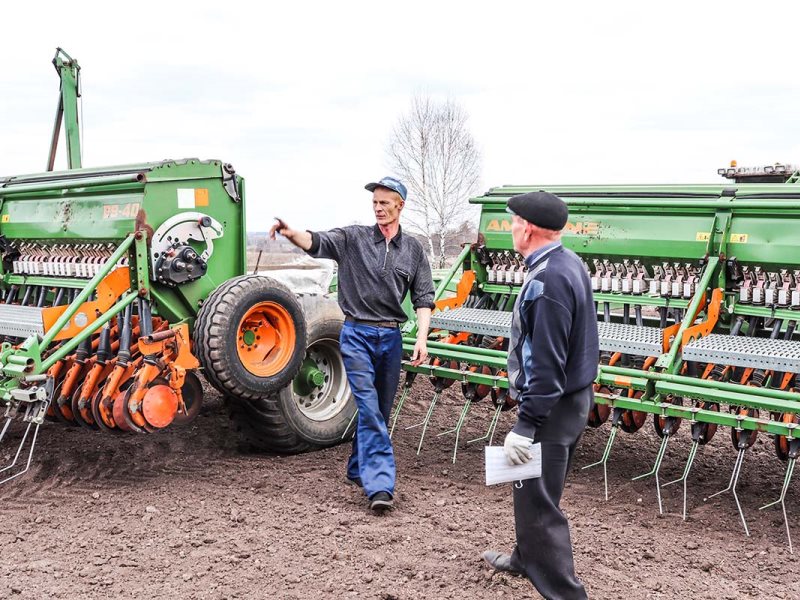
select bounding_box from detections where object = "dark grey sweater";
[307,224,435,323]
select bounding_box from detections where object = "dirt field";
[0,380,798,600]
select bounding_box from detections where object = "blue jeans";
[340,322,402,499]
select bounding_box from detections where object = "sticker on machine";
[177,188,210,209]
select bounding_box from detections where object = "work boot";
[369,491,393,512]
[482,550,524,576]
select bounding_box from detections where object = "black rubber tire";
[226,295,355,453]
[194,275,307,400]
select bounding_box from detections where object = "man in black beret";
[482,191,598,600]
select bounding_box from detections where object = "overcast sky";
[3,1,800,232]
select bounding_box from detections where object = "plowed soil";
[0,379,798,599]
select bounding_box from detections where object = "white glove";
[504,431,534,466]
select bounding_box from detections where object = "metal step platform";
[0,305,45,338]
[430,308,663,356]
[430,308,511,337]
[683,334,800,374]
[596,322,663,357]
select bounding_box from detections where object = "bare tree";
[387,96,481,268]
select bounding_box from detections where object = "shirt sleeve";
[411,249,436,310]
[306,228,348,262]
[512,295,572,438]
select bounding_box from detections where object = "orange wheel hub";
[236,302,296,377]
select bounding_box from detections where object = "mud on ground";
[0,379,798,600]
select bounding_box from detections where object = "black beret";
[506,191,569,230]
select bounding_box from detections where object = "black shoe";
[482,550,524,576]
[369,491,393,511]
[346,476,363,488]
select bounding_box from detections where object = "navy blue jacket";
[507,243,599,438]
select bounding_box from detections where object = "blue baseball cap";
[365,176,408,201]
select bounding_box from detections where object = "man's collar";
[373,223,403,247]
[524,241,561,269]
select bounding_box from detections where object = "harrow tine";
[0,421,42,486]
[631,433,670,514]
[405,390,439,431]
[389,386,410,439]
[467,403,503,445]
[451,398,472,463]
[0,422,33,476]
[0,417,12,444]
[582,407,623,501]
[759,447,798,554]
[435,397,472,463]
[412,391,440,455]
[436,397,471,438]
[708,447,750,537]
[663,440,700,521]
[341,408,358,440]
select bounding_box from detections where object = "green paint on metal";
[293,358,326,396]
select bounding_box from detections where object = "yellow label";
[729,233,748,243]
[696,232,710,241]
[1,215,9,223]
[102,202,141,219]
[564,221,600,236]
[486,218,512,232]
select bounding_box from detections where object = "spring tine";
[389,386,410,439]
[487,405,504,446]
[760,453,798,554]
[631,434,670,514]
[582,407,623,501]
[415,392,440,455]
[0,422,33,476]
[437,397,471,438]
[0,417,12,443]
[0,422,43,486]
[468,403,503,445]
[663,440,700,521]
[341,408,358,440]
[451,398,473,463]
[405,388,439,431]
[708,447,750,537]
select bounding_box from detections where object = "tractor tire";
[195,275,307,400]
[226,295,356,453]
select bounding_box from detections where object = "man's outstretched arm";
[269,218,313,251]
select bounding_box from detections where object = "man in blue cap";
[270,176,435,512]
[482,191,598,599]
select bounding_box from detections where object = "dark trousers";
[510,386,592,600]
[340,322,402,499]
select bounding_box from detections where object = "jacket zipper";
[382,239,389,271]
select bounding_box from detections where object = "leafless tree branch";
[387,95,482,267]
